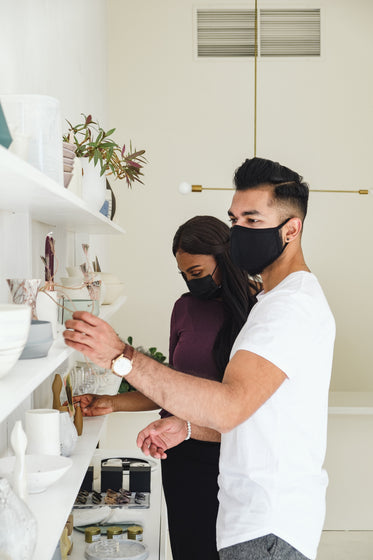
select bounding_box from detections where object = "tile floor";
[317,531,373,560]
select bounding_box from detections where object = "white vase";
[36,290,59,338]
[80,157,107,212]
[59,411,78,457]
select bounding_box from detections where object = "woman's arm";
[73,391,159,416]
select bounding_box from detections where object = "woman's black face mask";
[230,218,290,276]
[183,264,221,300]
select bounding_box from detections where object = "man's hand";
[137,416,188,459]
[63,311,125,369]
[72,394,115,416]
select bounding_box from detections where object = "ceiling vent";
[195,7,320,58]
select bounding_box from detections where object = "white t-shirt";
[217,271,335,560]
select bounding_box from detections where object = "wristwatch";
[111,344,135,377]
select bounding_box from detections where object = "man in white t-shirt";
[63,157,336,560]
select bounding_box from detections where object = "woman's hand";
[137,416,188,459]
[73,394,115,416]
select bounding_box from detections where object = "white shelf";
[328,391,373,415]
[0,146,124,235]
[29,416,107,560]
[0,296,127,423]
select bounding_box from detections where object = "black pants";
[161,438,220,560]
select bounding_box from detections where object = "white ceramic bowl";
[101,282,125,305]
[60,276,86,288]
[19,320,54,360]
[65,266,84,278]
[0,304,31,378]
[0,454,72,493]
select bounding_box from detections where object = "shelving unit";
[0,146,124,235]
[29,416,108,560]
[0,147,128,560]
[0,295,127,424]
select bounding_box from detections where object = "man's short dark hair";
[234,157,309,221]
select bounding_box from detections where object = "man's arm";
[136,416,220,459]
[63,312,286,432]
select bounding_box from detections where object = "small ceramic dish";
[85,539,148,560]
[0,454,72,493]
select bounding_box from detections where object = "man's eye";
[228,217,237,225]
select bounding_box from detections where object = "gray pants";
[219,534,310,560]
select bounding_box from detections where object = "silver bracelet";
[184,420,191,440]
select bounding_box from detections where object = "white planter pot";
[80,157,106,212]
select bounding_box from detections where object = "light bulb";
[178,181,192,195]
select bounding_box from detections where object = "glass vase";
[0,478,37,560]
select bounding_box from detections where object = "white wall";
[107,0,373,391]
[0,0,108,125]
[0,0,109,452]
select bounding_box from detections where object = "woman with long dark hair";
[74,215,258,559]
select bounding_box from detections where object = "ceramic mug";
[25,409,60,456]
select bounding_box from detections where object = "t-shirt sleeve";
[232,291,315,379]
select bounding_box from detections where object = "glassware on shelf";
[70,363,99,396]
[0,478,37,560]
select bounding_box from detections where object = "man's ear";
[284,218,302,242]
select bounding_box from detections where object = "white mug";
[25,409,60,456]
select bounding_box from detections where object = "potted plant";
[118,336,167,394]
[63,114,146,211]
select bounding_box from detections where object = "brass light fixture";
[178,183,369,195]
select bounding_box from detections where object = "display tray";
[74,490,150,509]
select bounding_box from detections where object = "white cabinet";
[0,146,126,560]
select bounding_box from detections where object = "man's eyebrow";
[228,209,262,217]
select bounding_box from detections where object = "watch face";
[113,356,133,376]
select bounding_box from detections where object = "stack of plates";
[0,304,31,378]
[63,141,76,188]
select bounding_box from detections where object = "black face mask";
[230,218,290,276]
[184,265,221,300]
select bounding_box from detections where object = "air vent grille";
[196,7,320,58]
[197,9,256,57]
[260,9,320,56]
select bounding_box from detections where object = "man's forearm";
[189,423,221,442]
[125,349,230,432]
